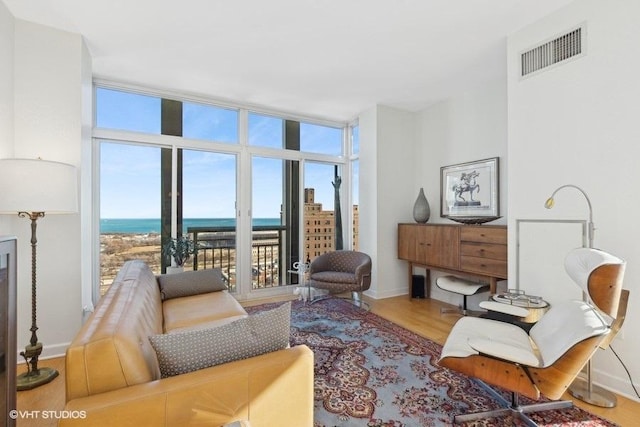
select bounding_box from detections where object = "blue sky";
[97,88,351,219]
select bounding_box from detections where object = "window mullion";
[236,109,252,298]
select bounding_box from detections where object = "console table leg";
[426,269,430,299]
[489,277,497,295]
[408,262,413,299]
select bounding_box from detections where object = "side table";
[480,291,549,331]
[288,261,311,303]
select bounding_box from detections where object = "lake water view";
[100,218,281,234]
[99,218,284,295]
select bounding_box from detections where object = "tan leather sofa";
[61,260,314,426]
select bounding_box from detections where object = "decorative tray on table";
[447,216,502,225]
[492,289,548,308]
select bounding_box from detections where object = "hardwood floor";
[15,358,66,427]
[15,295,640,426]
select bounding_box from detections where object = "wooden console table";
[397,223,507,297]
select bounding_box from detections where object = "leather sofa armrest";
[59,345,314,427]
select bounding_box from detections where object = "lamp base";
[568,376,617,408]
[17,367,59,391]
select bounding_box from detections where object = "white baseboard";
[592,367,640,403]
[364,287,408,300]
[16,342,68,364]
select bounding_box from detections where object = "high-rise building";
[303,188,359,262]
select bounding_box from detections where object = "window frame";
[90,80,353,305]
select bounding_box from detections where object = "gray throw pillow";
[149,302,291,378]
[157,268,227,300]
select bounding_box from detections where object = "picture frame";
[440,157,499,218]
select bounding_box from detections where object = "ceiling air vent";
[521,25,585,77]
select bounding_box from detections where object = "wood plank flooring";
[15,357,66,427]
[15,295,640,426]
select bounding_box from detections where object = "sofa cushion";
[157,268,227,300]
[149,302,291,378]
[162,290,247,333]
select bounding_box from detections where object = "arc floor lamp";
[544,183,617,407]
[0,158,78,390]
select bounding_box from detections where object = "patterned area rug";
[247,298,618,427]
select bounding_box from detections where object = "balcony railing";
[188,225,286,292]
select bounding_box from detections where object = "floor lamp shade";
[0,158,78,214]
[0,158,77,390]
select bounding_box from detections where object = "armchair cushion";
[467,337,540,366]
[310,271,357,284]
[529,299,609,367]
[441,299,610,369]
[157,268,227,300]
[149,302,291,378]
[440,316,540,364]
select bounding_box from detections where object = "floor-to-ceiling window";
[182,149,237,289]
[251,156,285,288]
[93,83,352,301]
[300,122,345,262]
[303,162,343,260]
[99,141,162,295]
[96,88,164,295]
[248,114,294,289]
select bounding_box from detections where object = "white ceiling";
[4,0,574,122]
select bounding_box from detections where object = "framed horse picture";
[440,157,499,219]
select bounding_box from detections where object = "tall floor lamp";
[544,184,617,407]
[0,158,78,390]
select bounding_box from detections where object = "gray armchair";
[308,250,372,307]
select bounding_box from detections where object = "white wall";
[358,107,379,296]
[412,79,509,305]
[508,0,640,400]
[415,79,508,227]
[360,84,509,302]
[359,105,416,299]
[0,16,90,358]
[0,1,13,158]
[0,2,14,232]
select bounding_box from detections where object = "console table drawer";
[460,227,507,244]
[461,255,507,278]
[460,242,507,261]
